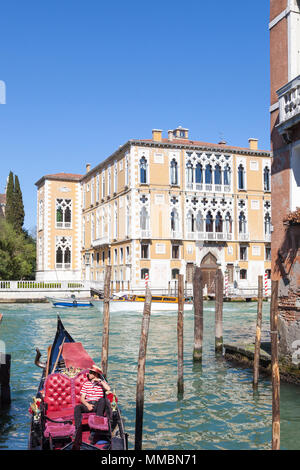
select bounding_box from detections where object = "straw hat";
[90,364,102,376]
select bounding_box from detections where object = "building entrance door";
[200,253,218,294]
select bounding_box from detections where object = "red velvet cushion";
[88,415,109,431]
[46,408,75,420]
[44,373,73,413]
[44,420,75,438]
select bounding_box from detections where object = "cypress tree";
[5,171,15,227]
[14,175,25,232]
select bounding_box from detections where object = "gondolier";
[74,364,112,432]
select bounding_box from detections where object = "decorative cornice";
[130,139,271,157]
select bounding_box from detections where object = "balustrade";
[277,75,300,130]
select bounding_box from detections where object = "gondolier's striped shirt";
[80,380,104,402]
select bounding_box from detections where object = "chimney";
[152,129,162,142]
[249,138,258,151]
[218,139,227,146]
[86,163,91,173]
[168,130,174,141]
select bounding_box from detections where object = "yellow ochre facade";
[35,127,272,294]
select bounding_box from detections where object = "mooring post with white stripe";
[101,265,111,378]
[224,270,229,298]
[135,286,152,451]
[264,271,268,298]
[145,272,149,289]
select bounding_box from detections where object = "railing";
[238,232,250,241]
[55,263,71,270]
[170,231,182,239]
[0,280,89,291]
[140,230,151,239]
[277,74,300,129]
[186,183,231,193]
[265,233,271,242]
[56,222,72,229]
[186,231,233,241]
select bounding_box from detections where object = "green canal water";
[0,301,300,450]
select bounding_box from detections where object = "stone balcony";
[186,183,231,193]
[277,75,300,136]
[186,231,233,241]
[92,235,110,247]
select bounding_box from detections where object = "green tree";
[5,171,15,227]
[0,219,36,280]
[14,175,25,232]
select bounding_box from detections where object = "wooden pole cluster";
[270,280,280,450]
[135,287,152,451]
[177,275,184,396]
[101,265,111,378]
[253,275,263,388]
[193,267,203,362]
[215,269,224,353]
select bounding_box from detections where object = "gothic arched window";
[195,163,203,183]
[214,164,222,185]
[264,167,270,191]
[187,210,195,232]
[224,164,231,186]
[170,159,178,185]
[140,157,147,184]
[140,206,149,231]
[265,213,271,235]
[238,164,245,190]
[206,211,213,232]
[205,164,212,184]
[225,212,232,233]
[171,208,179,232]
[215,212,223,233]
[239,211,247,233]
[186,161,193,184]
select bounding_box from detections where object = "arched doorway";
[200,253,218,294]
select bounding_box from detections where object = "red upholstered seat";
[44,373,73,414]
[43,369,101,426]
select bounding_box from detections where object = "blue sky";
[0,0,270,231]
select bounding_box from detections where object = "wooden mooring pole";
[101,265,111,378]
[135,287,152,451]
[215,269,224,353]
[270,280,280,450]
[0,314,11,407]
[193,267,203,362]
[253,275,263,388]
[177,274,184,396]
[0,354,11,407]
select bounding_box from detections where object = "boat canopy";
[62,342,95,370]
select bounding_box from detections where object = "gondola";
[28,316,128,450]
